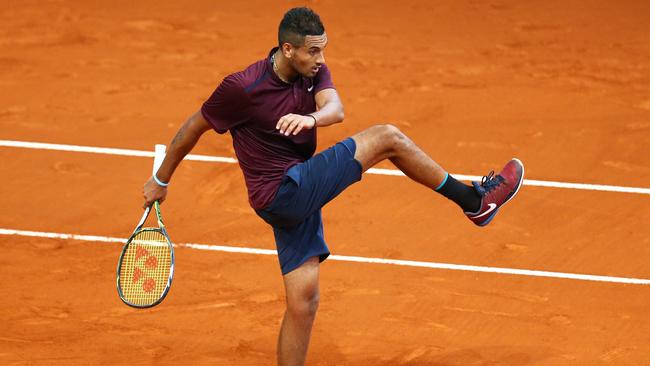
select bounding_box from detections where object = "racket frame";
[116,201,175,308]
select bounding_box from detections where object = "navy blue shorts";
[255,137,363,275]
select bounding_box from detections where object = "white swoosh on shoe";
[471,203,497,219]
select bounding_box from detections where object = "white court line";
[1,227,649,285]
[1,139,649,195]
[0,139,237,163]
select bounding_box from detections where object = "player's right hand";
[276,113,316,136]
[143,177,168,209]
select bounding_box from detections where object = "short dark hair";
[278,7,325,47]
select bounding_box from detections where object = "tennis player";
[143,7,524,365]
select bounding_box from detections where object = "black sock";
[435,173,481,212]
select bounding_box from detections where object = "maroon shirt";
[201,48,335,209]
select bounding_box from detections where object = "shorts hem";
[281,251,330,275]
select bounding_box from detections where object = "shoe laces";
[473,171,504,196]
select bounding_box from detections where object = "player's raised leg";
[351,124,448,187]
[277,257,321,366]
[351,124,524,226]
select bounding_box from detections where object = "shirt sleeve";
[201,73,252,134]
[313,63,335,94]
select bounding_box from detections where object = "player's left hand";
[276,113,316,136]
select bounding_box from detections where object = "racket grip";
[153,144,166,175]
[136,205,151,230]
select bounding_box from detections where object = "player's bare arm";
[143,111,211,208]
[313,88,344,126]
[277,88,344,136]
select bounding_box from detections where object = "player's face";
[289,33,328,78]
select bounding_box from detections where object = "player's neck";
[272,50,298,83]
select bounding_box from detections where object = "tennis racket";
[117,144,174,308]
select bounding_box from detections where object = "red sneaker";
[465,158,524,226]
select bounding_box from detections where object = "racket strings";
[119,229,172,306]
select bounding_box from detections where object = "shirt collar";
[268,47,296,85]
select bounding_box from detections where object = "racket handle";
[153,144,166,175]
[135,205,151,230]
[154,200,165,227]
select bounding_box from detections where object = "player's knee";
[286,287,320,319]
[379,123,408,154]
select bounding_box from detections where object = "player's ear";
[281,42,293,58]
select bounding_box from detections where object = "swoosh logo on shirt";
[471,203,497,218]
[307,85,314,92]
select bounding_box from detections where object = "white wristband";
[153,174,169,187]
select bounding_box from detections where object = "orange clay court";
[1,1,650,365]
